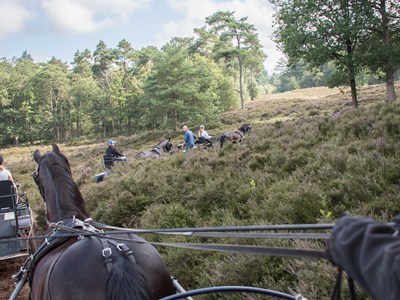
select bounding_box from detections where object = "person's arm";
[327,215,400,300]
[113,148,123,157]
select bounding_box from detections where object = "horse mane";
[155,138,167,147]
[45,152,89,220]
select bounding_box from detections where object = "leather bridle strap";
[44,250,66,300]
[100,238,113,272]
[99,238,137,272]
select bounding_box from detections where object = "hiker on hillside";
[182,126,195,152]
[326,214,400,300]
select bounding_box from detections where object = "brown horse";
[220,123,251,148]
[135,138,173,159]
[30,144,175,300]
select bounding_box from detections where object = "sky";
[0,0,284,73]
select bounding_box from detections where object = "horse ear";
[33,150,41,163]
[169,137,171,142]
[52,144,61,154]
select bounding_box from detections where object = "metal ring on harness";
[102,247,112,258]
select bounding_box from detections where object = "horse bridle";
[32,155,47,203]
[33,170,39,185]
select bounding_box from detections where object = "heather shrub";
[5,84,400,299]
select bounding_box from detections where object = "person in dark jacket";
[104,140,126,168]
[326,215,400,300]
[105,140,124,157]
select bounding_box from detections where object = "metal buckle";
[102,247,112,257]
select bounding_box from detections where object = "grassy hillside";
[3,82,400,299]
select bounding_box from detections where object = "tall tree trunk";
[50,87,58,140]
[174,109,178,131]
[239,58,245,109]
[108,93,115,133]
[346,39,358,108]
[379,0,396,101]
[349,78,358,108]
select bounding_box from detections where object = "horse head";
[165,138,173,153]
[160,138,173,154]
[241,123,251,134]
[33,144,88,223]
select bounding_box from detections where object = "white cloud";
[0,1,33,38]
[160,0,283,72]
[41,0,152,33]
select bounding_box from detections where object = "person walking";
[182,126,195,152]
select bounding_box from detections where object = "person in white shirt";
[0,155,13,182]
[196,125,213,148]
[198,125,211,139]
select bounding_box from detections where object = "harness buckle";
[117,243,126,252]
[102,247,112,258]
[392,213,400,236]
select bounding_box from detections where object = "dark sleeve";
[112,148,123,157]
[327,215,400,300]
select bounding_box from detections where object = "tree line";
[1,4,399,146]
[0,11,264,146]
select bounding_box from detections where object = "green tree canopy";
[272,0,375,107]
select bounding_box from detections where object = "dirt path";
[0,256,30,299]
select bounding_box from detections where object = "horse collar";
[235,130,244,138]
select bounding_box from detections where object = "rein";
[70,219,330,259]
[12,219,387,299]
